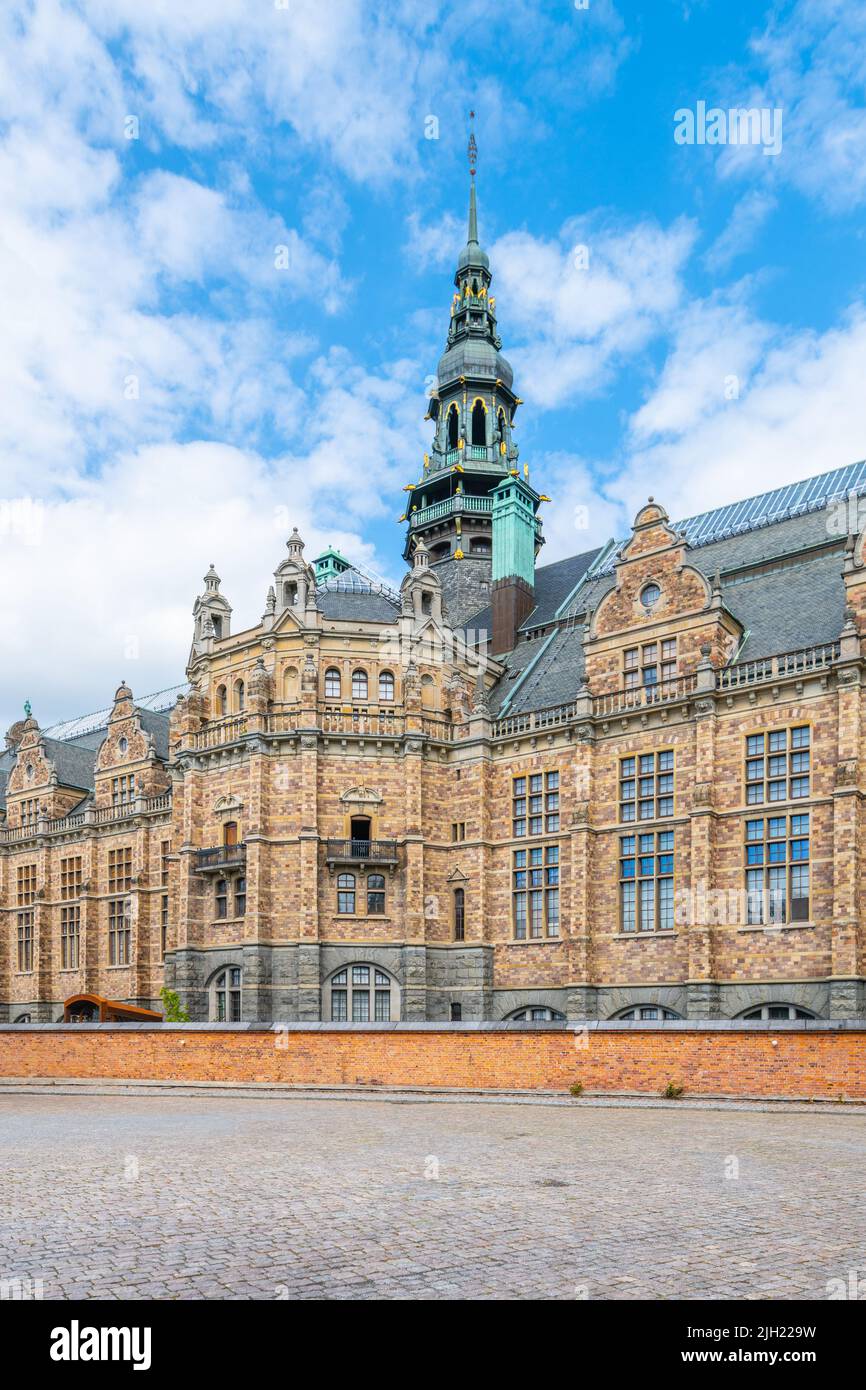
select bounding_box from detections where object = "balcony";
[194,843,247,873]
[325,839,399,868]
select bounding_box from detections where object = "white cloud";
[616,304,866,523]
[713,0,866,209]
[490,214,697,407]
[703,190,777,272]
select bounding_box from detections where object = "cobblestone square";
[1,1094,864,1300]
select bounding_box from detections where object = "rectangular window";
[743,814,810,925]
[18,799,38,829]
[619,830,675,933]
[625,638,678,693]
[160,840,171,886]
[374,990,391,1022]
[107,846,133,894]
[17,864,37,905]
[60,856,82,900]
[331,990,348,1022]
[108,899,131,966]
[619,751,674,823]
[161,894,169,959]
[513,771,559,838]
[744,726,810,805]
[215,879,228,918]
[451,821,466,842]
[17,912,34,972]
[61,905,81,970]
[352,991,370,1022]
[111,775,136,806]
[235,876,246,916]
[512,846,559,938]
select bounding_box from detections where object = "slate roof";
[318,590,400,623]
[493,487,851,716]
[0,706,173,810]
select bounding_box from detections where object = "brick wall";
[1,1024,863,1099]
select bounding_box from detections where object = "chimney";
[490,473,539,654]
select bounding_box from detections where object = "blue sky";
[1,0,866,725]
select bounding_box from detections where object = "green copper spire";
[467,112,479,246]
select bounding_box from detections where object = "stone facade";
[3,185,866,1028]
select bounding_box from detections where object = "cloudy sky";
[2,0,866,727]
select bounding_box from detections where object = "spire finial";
[467,111,478,245]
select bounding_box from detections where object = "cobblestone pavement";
[1,1094,864,1300]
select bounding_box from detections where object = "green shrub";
[661,1081,685,1099]
[159,987,190,1023]
[568,1081,584,1097]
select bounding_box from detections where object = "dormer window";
[118,737,128,755]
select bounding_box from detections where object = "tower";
[403,115,544,637]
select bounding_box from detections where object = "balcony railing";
[717,642,840,690]
[325,839,399,866]
[194,843,247,873]
[591,675,698,719]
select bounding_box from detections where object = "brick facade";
[1,1023,864,1100]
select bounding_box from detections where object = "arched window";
[497,407,507,449]
[216,685,227,717]
[351,669,368,701]
[284,581,298,607]
[739,1004,817,1020]
[431,541,451,560]
[614,1006,681,1021]
[454,887,465,941]
[324,667,341,699]
[507,1007,566,1022]
[211,615,222,639]
[13,1013,31,1024]
[378,671,395,702]
[234,679,245,713]
[447,404,459,450]
[471,399,486,446]
[326,963,398,1022]
[337,873,356,915]
[367,874,386,915]
[212,966,242,1021]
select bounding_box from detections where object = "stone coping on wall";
[2,1020,865,1033]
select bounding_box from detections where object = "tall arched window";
[378,671,395,702]
[351,669,368,701]
[471,399,486,446]
[447,404,459,450]
[324,667,341,699]
[212,966,242,1021]
[337,873,356,914]
[234,679,245,713]
[211,616,222,639]
[326,963,398,1022]
[454,888,465,941]
[215,685,227,717]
